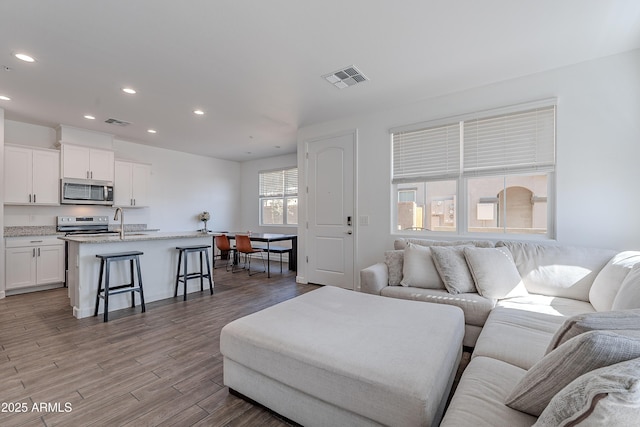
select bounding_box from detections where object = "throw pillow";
[505,330,640,416]
[430,245,476,294]
[399,243,445,289]
[463,247,528,299]
[385,250,404,287]
[534,357,640,427]
[589,251,640,312]
[612,263,640,310]
[394,238,495,250]
[546,309,640,354]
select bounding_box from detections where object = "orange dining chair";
[214,234,235,271]
[234,234,266,276]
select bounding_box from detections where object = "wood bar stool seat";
[94,251,146,322]
[175,245,213,301]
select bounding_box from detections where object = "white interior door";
[306,131,355,288]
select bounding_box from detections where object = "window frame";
[259,167,298,227]
[391,99,556,240]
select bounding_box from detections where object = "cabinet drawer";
[5,237,64,248]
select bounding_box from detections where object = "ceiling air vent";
[322,65,369,89]
[105,118,131,127]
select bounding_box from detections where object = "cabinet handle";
[38,248,41,257]
[87,171,90,179]
[33,194,36,203]
[91,171,93,179]
[133,198,136,206]
[29,194,32,203]
[30,240,43,243]
[33,248,36,257]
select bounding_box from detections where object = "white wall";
[239,153,298,234]
[112,139,241,232]
[5,120,57,149]
[3,120,242,233]
[297,49,640,282]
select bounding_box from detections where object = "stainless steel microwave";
[60,179,114,205]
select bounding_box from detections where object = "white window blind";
[463,105,555,175]
[259,168,298,197]
[392,123,461,183]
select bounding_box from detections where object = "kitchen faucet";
[114,207,124,239]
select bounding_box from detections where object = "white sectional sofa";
[361,238,640,425]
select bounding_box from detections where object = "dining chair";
[234,234,266,276]
[214,234,235,271]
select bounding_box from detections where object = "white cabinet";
[61,144,114,181]
[4,145,60,205]
[114,160,151,207]
[5,237,65,290]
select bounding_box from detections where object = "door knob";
[346,230,353,235]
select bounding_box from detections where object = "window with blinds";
[392,123,461,183]
[259,167,298,225]
[463,105,555,175]
[391,101,556,237]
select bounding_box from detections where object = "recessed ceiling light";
[14,53,35,63]
[147,129,157,134]
[84,115,95,120]
[193,109,205,115]
[122,87,137,94]
[0,95,10,101]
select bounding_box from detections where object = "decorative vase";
[199,211,211,232]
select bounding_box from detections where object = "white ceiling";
[1,1,639,162]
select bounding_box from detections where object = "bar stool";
[175,245,213,301]
[94,251,146,322]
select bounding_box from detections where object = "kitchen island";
[60,232,214,319]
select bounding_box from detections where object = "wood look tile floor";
[0,265,319,427]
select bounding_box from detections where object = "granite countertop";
[4,226,62,237]
[4,224,157,238]
[59,231,213,244]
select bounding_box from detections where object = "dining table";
[216,232,297,278]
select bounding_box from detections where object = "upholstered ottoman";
[220,286,464,426]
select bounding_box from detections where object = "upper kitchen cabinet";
[61,144,114,181]
[114,160,151,207]
[4,145,60,205]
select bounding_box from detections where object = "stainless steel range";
[57,216,119,286]
[57,215,119,236]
